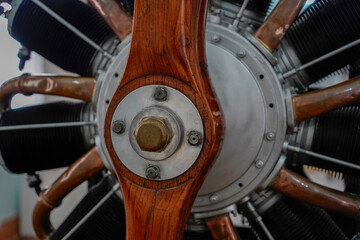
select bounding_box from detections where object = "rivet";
[236,50,246,58]
[209,194,219,202]
[255,159,264,168]
[211,35,221,43]
[266,132,275,141]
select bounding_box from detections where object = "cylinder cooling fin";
[7,0,114,76]
[249,196,349,240]
[0,101,94,173]
[285,0,360,84]
[308,104,360,193]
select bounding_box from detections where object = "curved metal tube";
[32,148,104,239]
[293,75,360,121]
[255,0,307,52]
[0,74,96,111]
[272,168,360,217]
[88,0,133,40]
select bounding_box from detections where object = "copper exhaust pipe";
[88,0,133,40]
[293,75,360,121]
[0,74,96,111]
[273,168,360,217]
[205,214,240,240]
[32,148,104,239]
[255,0,307,52]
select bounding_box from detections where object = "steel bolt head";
[154,87,167,101]
[211,35,221,43]
[188,131,202,146]
[112,120,125,134]
[146,165,160,179]
[255,159,264,168]
[236,50,246,58]
[209,194,219,202]
[266,132,275,141]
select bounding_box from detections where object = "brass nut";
[134,117,172,152]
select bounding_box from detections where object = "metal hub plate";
[110,86,203,180]
[95,23,286,212]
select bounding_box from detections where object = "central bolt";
[134,117,172,152]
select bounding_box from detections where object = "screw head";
[236,50,246,58]
[188,131,202,146]
[112,120,125,134]
[146,165,160,179]
[211,35,221,43]
[266,132,275,141]
[209,194,219,202]
[154,87,167,101]
[255,159,264,168]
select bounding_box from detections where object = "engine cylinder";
[0,101,94,173]
[309,104,360,193]
[250,196,348,240]
[8,0,114,76]
[285,0,360,84]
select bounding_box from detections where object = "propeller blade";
[103,0,224,239]
[293,75,360,121]
[88,0,132,40]
[255,0,307,52]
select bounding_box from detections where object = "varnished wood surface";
[293,75,360,121]
[32,148,104,239]
[273,168,360,217]
[0,74,96,111]
[88,0,132,40]
[104,0,224,239]
[255,0,306,51]
[205,214,240,240]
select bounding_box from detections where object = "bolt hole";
[269,103,274,108]
[238,183,243,188]
[259,74,264,79]
[114,73,119,77]
[106,100,110,104]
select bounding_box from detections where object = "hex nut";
[112,120,125,134]
[154,87,167,101]
[146,165,160,179]
[188,131,202,146]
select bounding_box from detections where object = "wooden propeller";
[100,0,224,239]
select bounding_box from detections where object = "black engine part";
[224,0,274,20]
[117,0,134,14]
[285,0,360,84]
[8,0,114,76]
[0,101,92,173]
[50,175,125,240]
[249,195,348,240]
[309,104,360,191]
